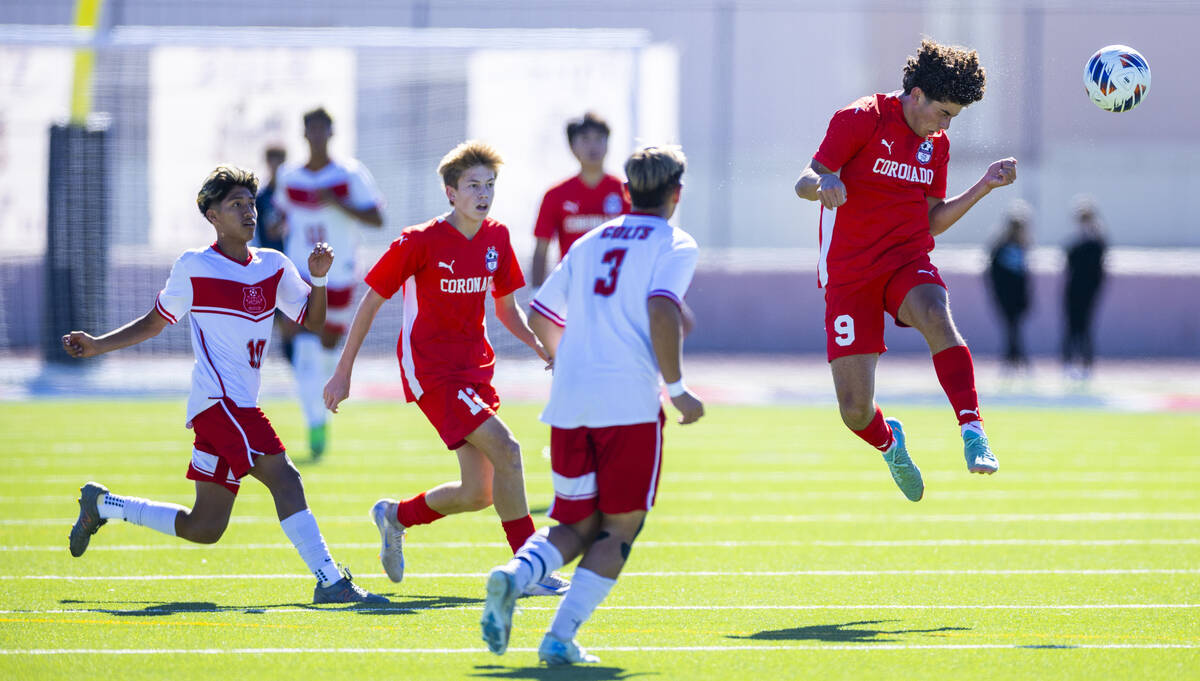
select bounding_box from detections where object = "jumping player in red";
[324,141,567,596]
[63,165,386,604]
[794,39,1016,501]
[530,112,630,286]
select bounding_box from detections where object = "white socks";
[961,420,986,438]
[292,334,330,428]
[280,509,341,586]
[508,528,565,591]
[548,567,615,641]
[97,492,183,537]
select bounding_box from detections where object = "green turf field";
[1,400,1197,680]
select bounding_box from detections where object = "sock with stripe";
[932,345,984,427]
[395,492,445,528]
[97,492,183,537]
[280,509,341,587]
[506,527,564,592]
[548,567,615,641]
[851,406,894,452]
[501,515,536,554]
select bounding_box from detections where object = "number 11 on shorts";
[834,314,855,346]
[457,387,485,415]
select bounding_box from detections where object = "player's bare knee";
[460,482,493,511]
[838,399,874,430]
[181,516,227,544]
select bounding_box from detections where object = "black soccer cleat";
[69,482,109,557]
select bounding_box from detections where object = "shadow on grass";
[470,664,651,681]
[59,593,481,616]
[728,619,970,643]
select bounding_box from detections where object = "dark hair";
[196,165,259,216]
[566,112,610,145]
[625,145,686,209]
[303,107,333,128]
[264,145,286,162]
[902,38,986,105]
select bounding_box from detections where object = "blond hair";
[437,140,503,188]
[196,165,259,216]
[624,145,686,208]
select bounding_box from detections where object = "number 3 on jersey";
[593,248,627,297]
[833,315,855,347]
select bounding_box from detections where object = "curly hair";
[196,165,259,216]
[902,38,986,105]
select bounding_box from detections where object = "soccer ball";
[1083,45,1151,112]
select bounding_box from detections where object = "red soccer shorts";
[416,382,500,450]
[823,254,947,361]
[547,411,666,525]
[187,398,285,495]
[323,285,355,335]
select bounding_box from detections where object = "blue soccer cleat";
[522,571,570,597]
[964,430,999,474]
[481,567,520,655]
[538,633,600,666]
[882,418,924,502]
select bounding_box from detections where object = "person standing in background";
[1063,195,1107,380]
[987,200,1033,374]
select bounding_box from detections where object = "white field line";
[3,604,1199,616]
[3,538,1199,553]
[8,512,1200,526]
[1,644,1198,655]
[39,512,1200,527]
[4,568,1198,580]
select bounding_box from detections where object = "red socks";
[395,492,445,528]
[852,406,895,452]
[502,515,536,554]
[932,345,982,426]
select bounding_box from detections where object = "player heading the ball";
[63,165,386,604]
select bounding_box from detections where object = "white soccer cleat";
[370,499,406,583]
[481,567,520,655]
[538,633,600,665]
[522,570,570,597]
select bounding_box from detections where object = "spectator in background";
[987,200,1033,373]
[255,145,292,362]
[1063,195,1107,379]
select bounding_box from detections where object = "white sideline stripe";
[3,604,1198,616]
[1,644,1198,655]
[5,568,1198,580]
[9,511,1200,526]
[5,537,1200,552]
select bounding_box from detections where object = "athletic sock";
[292,333,328,429]
[852,406,894,452]
[280,509,341,587]
[548,567,615,641]
[507,527,564,592]
[932,345,983,426]
[501,515,536,554]
[961,420,986,438]
[97,492,183,537]
[395,492,445,528]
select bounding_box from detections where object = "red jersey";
[365,218,525,402]
[534,174,630,257]
[812,93,950,288]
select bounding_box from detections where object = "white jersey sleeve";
[155,252,194,324]
[648,230,699,306]
[347,161,384,210]
[530,254,571,327]
[273,251,312,323]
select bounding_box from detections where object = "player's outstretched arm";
[648,296,703,425]
[495,293,551,366]
[301,242,333,333]
[794,159,847,209]
[530,238,551,288]
[61,309,169,359]
[324,289,386,413]
[929,157,1018,237]
[318,188,383,228]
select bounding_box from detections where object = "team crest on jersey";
[603,192,623,215]
[242,286,267,314]
[916,139,934,165]
[485,245,499,272]
[563,200,580,214]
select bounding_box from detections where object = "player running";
[481,145,703,665]
[274,106,385,459]
[323,141,567,596]
[530,112,630,286]
[63,165,386,604]
[794,38,1016,501]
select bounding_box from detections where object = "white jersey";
[274,159,383,286]
[155,245,312,425]
[532,213,698,428]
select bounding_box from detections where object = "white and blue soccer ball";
[1084,45,1151,113]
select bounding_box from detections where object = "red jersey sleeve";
[926,136,950,199]
[365,233,422,300]
[533,187,561,240]
[491,232,526,298]
[813,101,880,172]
